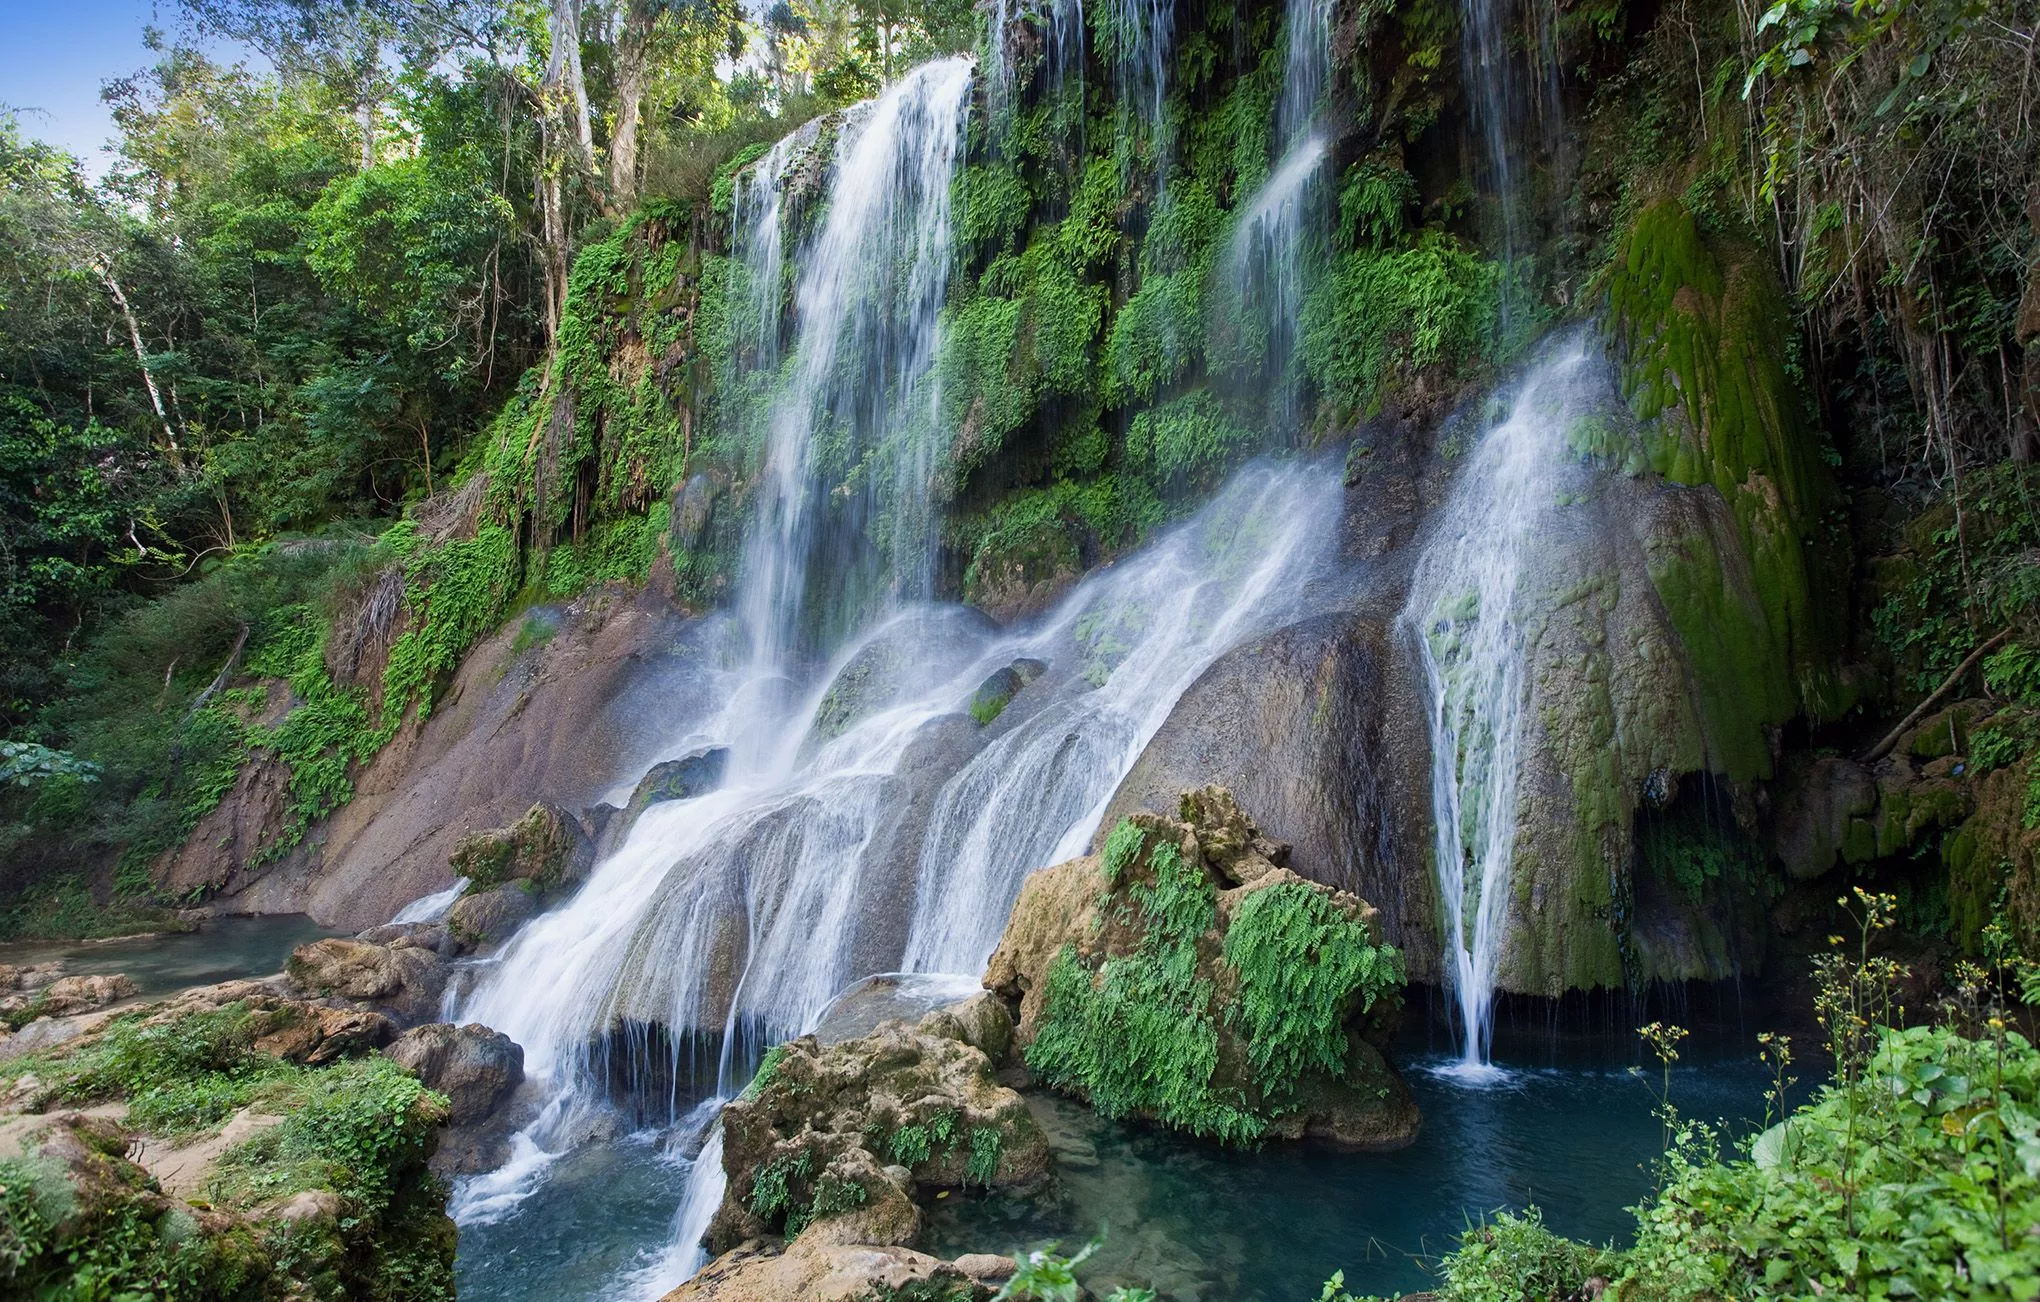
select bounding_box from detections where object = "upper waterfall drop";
[733,55,973,671]
[1403,338,1593,1074]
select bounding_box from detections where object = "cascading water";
[735,57,970,668]
[901,464,1340,974]
[1402,339,1591,1074]
[444,45,1352,1294]
[1223,0,1333,429]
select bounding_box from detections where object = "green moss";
[1609,198,1846,730]
[1299,230,1500,420]
[1125,389,1257,494]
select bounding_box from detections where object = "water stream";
[1222,0,1333,430]
[1402,340,1592,1070]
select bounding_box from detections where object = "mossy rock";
[986,787,1417,1148]
[708,1001,1050,1254]
[1608,197,1850,756]
[447,802,584,892]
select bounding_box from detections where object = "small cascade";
[1402,339,1592,1073]
[1106,0,1175,166]
[1222,0,1334,428]
[985,0,1086,117]
[902,462,1342,975]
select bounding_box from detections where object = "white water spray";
[1403,341,1590,1074]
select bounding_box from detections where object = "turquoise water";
[0,914,338,997]
[920,1029,1773,1300]
[451,1018,1776,1301]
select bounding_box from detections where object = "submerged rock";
[987,785,1419,1149]
[706,998,1051,1255]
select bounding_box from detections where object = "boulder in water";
[986,786,1419,1149]
[966,658,1046,727]
[706,1000,1050,1255]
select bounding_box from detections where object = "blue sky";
[2,0,182,166]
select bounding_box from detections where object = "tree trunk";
[98,261,180,463]
[547,0,595,177]
[607,2,653,215]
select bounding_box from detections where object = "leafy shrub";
[1028,822,1404,1144]
[1222,882,1403,1099]
[1299,230,1500,419]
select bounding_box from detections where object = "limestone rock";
[445,883,541,950]
[253,1005,394,1065]
[0,962,63,992]
[3,973,137,1022]
[383,1023,524,1124]
[707,1006,1050,1255]
[284,937,447,1024]
[661,1237,985,1302]
[1770,754,1878,881]
[967,658,1046,726]
[448,801,590,892]
[593,746,732,857]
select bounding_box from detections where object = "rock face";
[706,997,1051,1254]
[1099,610,1438,979]
[384,1022,524,1124]
[987,786,1419,1149]
[181,582,717,930]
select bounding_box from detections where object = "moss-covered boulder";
[1608,196,1851,761]
[986,787,1417,1148]
[447,800,589,892]
[707,998,1050,1255]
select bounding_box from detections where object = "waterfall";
[901,462,1341,974]
[734,57,972,669]
[985,0,1086,116]
[1222,0,1332,429]
[1403,340,1591,1073]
